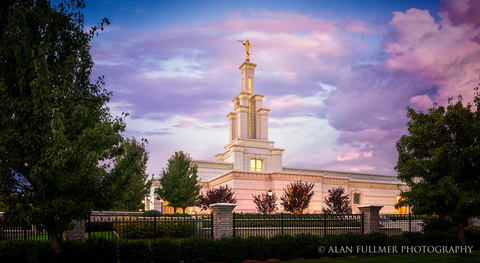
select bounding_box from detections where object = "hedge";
[1,228,479,263]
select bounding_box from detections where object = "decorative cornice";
[271,148,284,155]
[232,97,239,105]
[237,92,250,100]
[235,105,249,113]
[215,153,225,161]
[239,61,257,70]
[227,112,237,119]
[252,94,264,101]
[231,146,245,152]
[258,108,271,116]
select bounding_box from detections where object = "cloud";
[337,148,373,162]
[91,5,480,176]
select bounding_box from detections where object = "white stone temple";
[146,56,406,214]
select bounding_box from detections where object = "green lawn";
[283,251,480,262]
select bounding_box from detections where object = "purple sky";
[84,0,480,177]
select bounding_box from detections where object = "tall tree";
[197,185,237,211]
[155,151,201,213]
[253,191,278,215]
[280,181,315,214]
[322,186,352,214]
[0,0,125,259]
[396,90,480,246]
[110,137,152,211]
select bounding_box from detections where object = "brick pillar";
[64,220,85,243]
[209,203,237,239]
[357,205,383,233]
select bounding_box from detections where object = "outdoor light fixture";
[267,189,273,197]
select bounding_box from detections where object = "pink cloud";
[440,0,480,27]
[337,148,373,162]
[349,165,375,172]
[383,5,480,103]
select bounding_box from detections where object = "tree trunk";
[457,218,467,247]
[46,227,64,263]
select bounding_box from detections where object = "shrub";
[118,241,151,263]
[466,226,480,250]
[144,210,162,217]
[389,234,410,247]
[113,218,196,239]
[0,240,40,263]
[85,238,118,263]
[180,237,218,263]
[216,236,247,263]
[422,216,456,233]
[244,236,272,261]
[295,234,322,259]
[363,232,391,247]
[269,234,297,260]
[151,239,181,263]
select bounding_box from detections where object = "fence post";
[357,205,383,234]
[233,212,236,237]
[210,213,214,238]
[0,212,4,241]
[154,215,157,240]
[64,220,86,243]
[408,212,411,232]
[209,203,237,239]
[281,213,284,235]
[361,213,364,234]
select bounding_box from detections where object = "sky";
[83,0,480,177]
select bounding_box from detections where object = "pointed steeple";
[216,57,284,172]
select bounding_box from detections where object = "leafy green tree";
[396,90,480,246]
[197,185,237,211]
[280,181,315,214]
[322,186,351,214]
[111,137,152,211]
[0,0,125,259]
[155,151,201,213]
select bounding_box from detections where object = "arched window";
[353,193,360,204]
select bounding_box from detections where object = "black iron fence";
[233,213,364,238]
[0,212,442,242]
[0,213,213,243]
[87,213,213,241]
[0,224,49,242]
[380,214,437,236]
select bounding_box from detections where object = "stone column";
[64,220,85,243]
[357,205,383,234]
[209,203,237,239]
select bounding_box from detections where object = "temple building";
[146,49,406,214]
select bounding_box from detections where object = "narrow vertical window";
[248,77,253,138]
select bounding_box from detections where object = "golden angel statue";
[238,40,251,61]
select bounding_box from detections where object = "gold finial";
[237,39,251,61]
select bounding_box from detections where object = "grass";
[282,251,480,263]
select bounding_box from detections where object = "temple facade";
[146,58,406,214]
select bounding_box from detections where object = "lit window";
[397,195,407,214]
[248,77,252,93]
[250,158,263,171]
